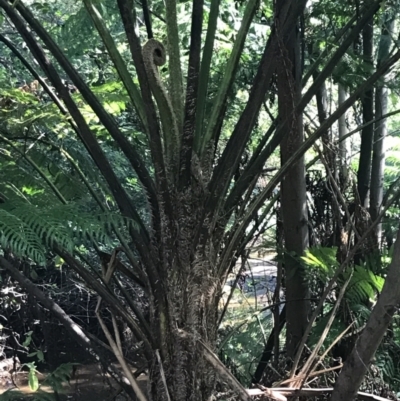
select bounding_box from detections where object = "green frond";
[302,247,384,307]
[343,266,384,305]
[376,350,396,382]
[219,312,274,384]
[302,246,339,280]
[352,303,373,319]
[0,144,93,203]
[43,363,79,392]
[0,200,136,265]
[0,207,46,264]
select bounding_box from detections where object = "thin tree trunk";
[312,61,334,170]
[370,16,395,243]
[330,226,400,401]
[252,305,286,384]
[357,13,374,207]
[277,1,309,359]
[338,84,348,185]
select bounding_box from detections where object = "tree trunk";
[312,59,334,170]
[338,84,348,185]
[277,2,309,360]
[252,305,286,384]
[370,16,395,243]
[357,13,374,207]
[146,207,222,401]
[330,226,400,401]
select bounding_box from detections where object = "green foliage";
[302,246,385,305]
[26,362,40,391]
[307,309,347,349]
[371,316,400,393]
[0,388,23,400]
[344,265,384,305]
[303,246,387,352]
[0,363,77,401]
[302,246,338,279]
[0,200,134,264]
[375,350,396,386]
[219,311,273,384]
[42,363,78,393]
[0,0,399,397]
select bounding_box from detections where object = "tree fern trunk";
[144,187,222,401]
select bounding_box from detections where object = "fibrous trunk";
[146,187,221,401]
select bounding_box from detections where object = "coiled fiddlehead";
[143,39,180,176]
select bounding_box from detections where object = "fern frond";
[0,201,136,264]
[0,208,46,264]
[302,246,339,280]
[344,266,384,305]
[376,350,395,381]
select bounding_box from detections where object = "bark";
[357,13,374,207]
[370,17,395,242]
[330,226,400,401]
[119,182,223,400]
[277,1,309,359]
